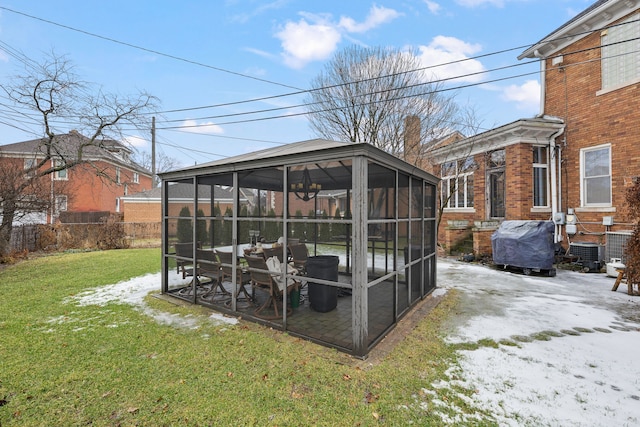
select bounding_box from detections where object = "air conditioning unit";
[605,231,632,263]
[569,242,604,272]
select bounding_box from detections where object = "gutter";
[548,125,565,244]
[534,50,546,116]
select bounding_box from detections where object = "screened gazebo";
[159,139,438,358]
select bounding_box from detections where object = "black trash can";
[306,255,339,313]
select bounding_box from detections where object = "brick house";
[431,0,639,257]
[0,130,153,224]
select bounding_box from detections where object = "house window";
[581,144,611,206]
[53,159,68,180]
[24,158,37,178]
[116,167,121,184]
[441,157,475,209]
[487,149,506,218]
[55,195,68,214]
[533,146,548,207]
[133,172,139,184]
[601,14,640,90]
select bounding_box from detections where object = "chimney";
[403,115,421,165]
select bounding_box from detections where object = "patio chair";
[262,245,285,263]
[196,249,229,298]
[288,243,309,273]
[174,242,196,278]
[245,255,298,319]
[215,250,253,303]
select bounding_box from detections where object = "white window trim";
[53,159,68,181]
[600,13,640,92]
[55,195,68,214]
[23,158,37,178]
[441,162,474,210]
[580,143,612,208]
[532,146,550,208]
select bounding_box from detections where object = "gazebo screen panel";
[423,182,437,295]
[368,162,396,220]
[398,173,410,219]
[396,221,410,316]
[408,219,423,304]
[287,161,352,221]
[238,167,284,219]
[196,174,235,248]
[424,182,436,219]
[164,179,195,293]
[367,223,396,280]
[367,278,396,347]
[367,162,397,280]
[287,294,354,351]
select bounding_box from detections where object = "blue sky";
[0,0,594,167]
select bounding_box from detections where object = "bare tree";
[134,149,182,185]
[0,53,158,256]
[422,106,487,231]
[305,45,465,159]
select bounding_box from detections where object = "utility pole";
[151,116,157,187]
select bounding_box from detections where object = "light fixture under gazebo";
[291,167,321,201]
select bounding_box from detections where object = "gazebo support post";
[352,156,368,356]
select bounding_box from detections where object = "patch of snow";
[66,271,238,329]
[433,259,640,426]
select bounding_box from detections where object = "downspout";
[549,126,565,244]
[534,50,546,116]
[535,49,565,244]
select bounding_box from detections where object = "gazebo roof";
[159,139,438,186]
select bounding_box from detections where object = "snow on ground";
[67,271,238,328]
[433,259,640,426]
[62,259,639,425]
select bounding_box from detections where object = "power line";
[153,31,640,130]
[152,17,640,117]
[0,6,302,91]
[3,6,639,154]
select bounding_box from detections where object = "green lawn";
[0,249,496,426]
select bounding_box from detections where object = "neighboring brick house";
[429,0,639,257]
[0,130,152,224]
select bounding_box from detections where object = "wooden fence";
[9,222,161,252]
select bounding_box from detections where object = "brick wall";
[54,161,153,216]
[544,12,640,236]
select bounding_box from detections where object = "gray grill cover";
[491,221,555,270]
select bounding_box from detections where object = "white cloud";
[416,36,486,83]
[424,1,442,14]
[501,79,540,111]
[275,5,400,69]
[456,0,505,7]
[181,119,224,135]
[275,18,342,69]
[230,0,289,24]
[243,66,267,77]
[338,5,401,33]
[123,135,148,149]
